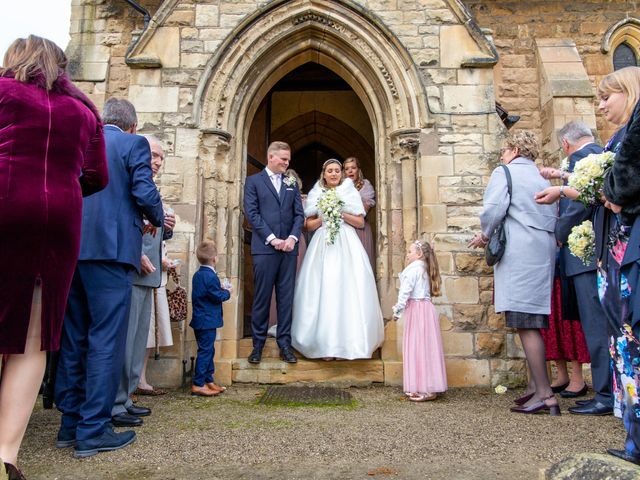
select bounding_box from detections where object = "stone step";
[231,357,385,385]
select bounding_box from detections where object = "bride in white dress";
[292,159,384,359]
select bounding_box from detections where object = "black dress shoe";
[607,448,640,465]
[550,381,569,393]
[126,405,151,417]
[248,349,262,364]
[568,401,612,416]
[560,384,588,398]
[280,348,297,363]
[111,412,143,427]
[575,398,595,406]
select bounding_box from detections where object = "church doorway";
[242,62,375,336]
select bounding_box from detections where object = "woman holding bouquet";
[536,66,640,463]
[292,159,384,359]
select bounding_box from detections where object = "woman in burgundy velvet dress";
[0,36,108,479]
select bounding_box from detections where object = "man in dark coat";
[55,98,164,458]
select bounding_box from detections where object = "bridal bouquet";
[317,188,345,245]
[567,151,615,205]
[567,220,595,265]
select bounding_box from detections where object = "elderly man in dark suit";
[111,136,174,428]
[543,120,612,416]
[243,141,305,364]
[55,98,164,458]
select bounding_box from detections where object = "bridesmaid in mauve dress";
[344,157,375,269]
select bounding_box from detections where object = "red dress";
[541,277,590,362]
[0,76,108,353]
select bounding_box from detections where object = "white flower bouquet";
[567,220,595,265]
[567,151,615,205]
[317,187,345,245]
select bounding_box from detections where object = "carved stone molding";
[390,129,421,163]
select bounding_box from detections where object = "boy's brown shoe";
[191,385,218,397]
[206,383,227,393]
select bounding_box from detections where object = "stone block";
[383,361,403,386]
[442,85,495,114]
[506,332,524,358]
[454,253,492,274]
[419,175,439,204]
[128,86,179,112]
[457,68,494,85]
[441,331,474,356]
[420,154,454,176]
[445,358,491,386]
[452,304,485,329]
[421,204,447,232]
[439,186,484,205]
[440,25,487,68]
[175,128,201,158]
[475,333,504,356]
[181,53,210,69]
[130,69,161,86]
[445,277,479,304]
[143,27,180,68]
[195,5,219,27]
[489,359,527,388]
[74,62,108,82]
[436,251,454,274]
[165,9,195,27]
[454,154,491,175]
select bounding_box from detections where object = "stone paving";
[19,385,626,480]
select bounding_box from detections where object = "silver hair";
[102,97,137,131]
[557,120,593,145]
[143,135,162,148]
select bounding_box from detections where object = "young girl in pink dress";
[393,240,447,401]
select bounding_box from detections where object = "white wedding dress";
[292,178,384,359]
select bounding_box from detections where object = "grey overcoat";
[480,157,557,315]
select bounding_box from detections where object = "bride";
[292,159,384,359]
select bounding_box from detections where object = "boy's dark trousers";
[193,328,217,386]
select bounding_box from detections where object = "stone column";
[382,129,421,385]
[199,128,239,384]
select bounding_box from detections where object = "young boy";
[190,240,232,396]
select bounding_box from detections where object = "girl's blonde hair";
[597,66,640,125]
[285,168,303,190]
[319,158,345,188]
[1,35,67,90]
[414,239,441,297]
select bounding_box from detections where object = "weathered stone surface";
[475,333,504,356]
[452,304,485,330]
[455,253,492,274]
[544,453,640,480]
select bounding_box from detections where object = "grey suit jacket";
[133,226,163,288]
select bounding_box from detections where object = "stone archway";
[194,0,430,382]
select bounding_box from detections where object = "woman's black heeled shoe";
[559,383,588,398]
[4,463,27,480]
[513,392,534,405]
[550,382,569,393]
[510,395,561,416]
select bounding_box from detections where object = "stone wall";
[66,0,539,388]
[466,0,639,148]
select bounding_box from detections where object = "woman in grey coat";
[469,131,558,415]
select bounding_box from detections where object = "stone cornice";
[601,16,640,53]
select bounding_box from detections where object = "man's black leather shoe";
[280,348,297,364]
[111,413,143,427]
[568,401,612,416]
[248,349,262,364]
[607,448,640,466]
[575,398,595,406]
[127,405,151,417]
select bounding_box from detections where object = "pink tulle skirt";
[403,299,447,394]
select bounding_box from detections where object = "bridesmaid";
[344,157,376,269]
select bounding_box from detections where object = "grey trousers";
[572,271,613,407]
[111,285,153,415]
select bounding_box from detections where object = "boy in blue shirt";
[190,240,231,396]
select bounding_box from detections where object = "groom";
[243,141,304,363]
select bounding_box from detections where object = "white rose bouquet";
[567,220,595,266]
[567,151,615,205]
[317,187,345,245]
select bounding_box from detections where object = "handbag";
[166,268,188,322]
[485,165,513,266]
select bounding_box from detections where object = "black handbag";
[485,165,512,266]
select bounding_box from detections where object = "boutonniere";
[283,175,296,187]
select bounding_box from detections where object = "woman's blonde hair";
[343,156,364,190]
[503,130,540,161]
[597,66,640,125]
[285,168,303,190]
[319,158,345,188]
[0,35,66,90]
[414,240,441,297]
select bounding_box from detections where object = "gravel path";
[20,385,624,479]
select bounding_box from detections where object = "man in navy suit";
[552,121,612,416]
[243,141,304,363]
[55,98,165,457]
